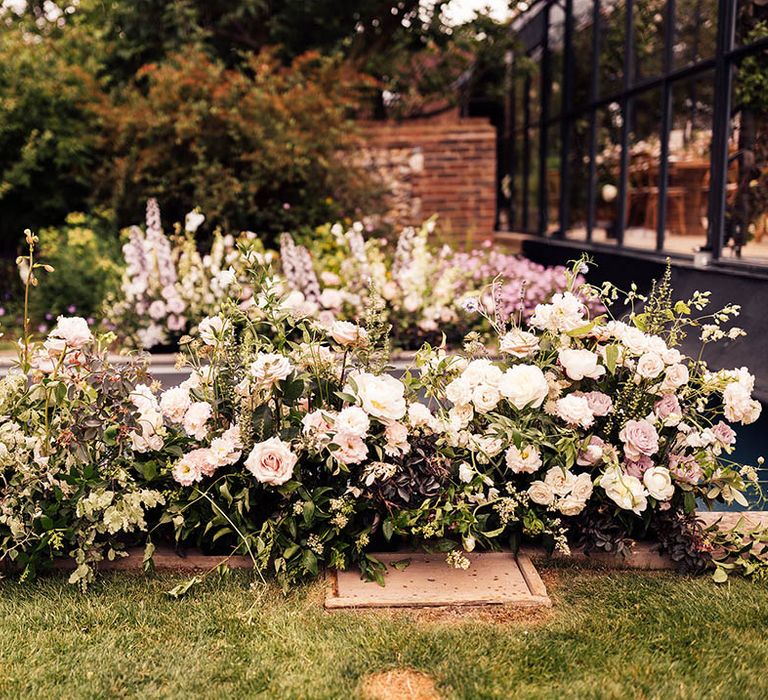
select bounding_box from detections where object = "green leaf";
[674,300,691,315]
[212,527,233,543]
[712,567,728,584]
[103,425,119,446]
[143,541,156,572]
[390,558,411,571]
[382,520,394,541]
[604,344,619,374]
[683,491,696,514]
[302,500,315,525]
[166,576,203,599]
[280,378,305,403]
[302,549,318,576]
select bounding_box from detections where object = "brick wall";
[358,116,497,245]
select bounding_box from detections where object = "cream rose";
[599,468,648,514]
[345,372,406,421]
[499,364,549,410]
[245,437,297,486]
[558,495,587,516]
[472,385,501,414]
[499,329,540,358]
[636,352,665,380]
[330,320,368,346]
[570,472,594,501]
[543,467,577,497]
[660,363,690,391]
[643,466,675,501]
[198,316,229,345]
[527,481,555,506]
[558,348,605,381]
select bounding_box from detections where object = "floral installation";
[2,233,767,592]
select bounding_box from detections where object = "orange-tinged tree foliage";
[93,50,380,238]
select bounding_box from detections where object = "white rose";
[198,316,229,345]
[448,403,474,430]
[472,385,501,414]
[555,394,594,428]
[49,316,93,349]
[346,372,406,421]
[331,320,368,346]
[334,406,370,438]
[660,363,689,391]
[408,402,436,431]
[636,352,665,380]
[643,466,675,501]
[558,495,587,516]
[499,364,549,410]
[505,444,542,474]
[570,472,594,501]
[544,467,577,496]
[530,292,585,333]
[499,329,540,358]
[463,359,504,388]
[249,353,293,388]
[558,348,606,381]
[599,468,648,514]
[528,481,555,506]
[159,386,191,423]
[245,437,297,486]
[446,377,473,405]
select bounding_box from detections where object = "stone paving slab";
[325,551,551,609]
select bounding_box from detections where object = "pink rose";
[711,421,736,447]
[582,391,613,417]
[623,455,653,478]
[245,437,297,486]
[654,394,681,420]
[668,453,703,485]
[619,419,659,461]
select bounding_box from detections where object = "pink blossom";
[711,421,736,447]
[624,455,654,478]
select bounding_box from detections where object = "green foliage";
[31,212,122,326]
[0,22,101,251]
[92,49,380,241]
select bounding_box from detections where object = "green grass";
[1,564,768,699]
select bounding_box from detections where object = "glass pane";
[512,131,525,231]
[674,0,718,69]
[549,2,566,119]
[546,124,562,234]
[724,53,768,262]
[592,103,623,245]
[528,49,542,127]
[599,0,626,98]
[565,115,592,240]
[633,0,666,83]
[527,126,541,233]
[662,72,714,255]
[572,0,595,108]
[625,88,664,251]
[736,1,768,47]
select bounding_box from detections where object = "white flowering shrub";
[103,199,267,349]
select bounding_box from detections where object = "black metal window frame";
[500,0,768,275]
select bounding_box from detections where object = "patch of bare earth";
[360,669,442,700]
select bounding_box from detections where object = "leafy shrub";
[93,49,382,242]
[30,212,122,330]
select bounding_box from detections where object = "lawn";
[1,563,767,699]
